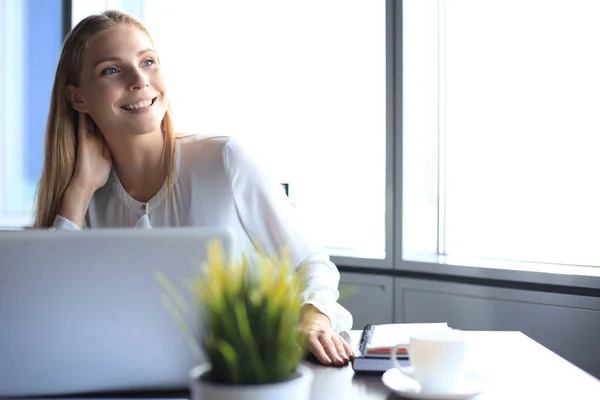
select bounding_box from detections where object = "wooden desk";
[10,331,600,400]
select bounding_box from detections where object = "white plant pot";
[189,363,313,400]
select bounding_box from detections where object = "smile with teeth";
[121,97,157,111]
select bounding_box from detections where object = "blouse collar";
[109,138,182,214]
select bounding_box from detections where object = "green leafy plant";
[155,239,307,385]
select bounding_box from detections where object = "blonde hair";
[33,10,175,228]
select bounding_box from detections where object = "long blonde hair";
[33,10,175,228]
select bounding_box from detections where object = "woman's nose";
[129,68,149,90]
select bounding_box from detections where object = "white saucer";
[381,368,486,400]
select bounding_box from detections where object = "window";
[72,0,388,260]
[403,0,600,268]
[2,0,598,276]
[0,0,63,228]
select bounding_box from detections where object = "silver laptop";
[0,227,237,398]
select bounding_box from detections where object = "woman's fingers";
[70,112,112,192]
[320,333,345,365]
[307,335,331,365]
[77,112,88,140]
[340,335,354,358]
[332,334,350,361]
[300,306,350,367]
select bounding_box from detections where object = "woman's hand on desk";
[299,304,353,366]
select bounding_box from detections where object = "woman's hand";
[69,112,112,192]
[58,112,112,228]
[300,304,354,366]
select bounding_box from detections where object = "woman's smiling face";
[68,24,168,138]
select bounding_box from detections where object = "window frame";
[0,0,69,230]
[72,0,396,267]
[329,0,395,269]
[65,0,394,264]
[0,0,6,228]
[0,0,30,229]
[392,0,600,292]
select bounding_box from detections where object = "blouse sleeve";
[223,138,353,332]
[50,215,82,230]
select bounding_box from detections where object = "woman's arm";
[222,137,353,365]
[50,112,111,230]
[56,185,94,229]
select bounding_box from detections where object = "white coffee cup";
[390,329,469,394]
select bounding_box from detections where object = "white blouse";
[52,134,353,332]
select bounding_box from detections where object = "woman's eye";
[143,59,155,67]
[101,67,118,75]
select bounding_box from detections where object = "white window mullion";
[437,0,447,256]
[0,0,5,225]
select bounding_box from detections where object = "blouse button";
[141,204,146,211]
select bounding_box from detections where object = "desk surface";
[307,331,600,399]
[8,331,600,400]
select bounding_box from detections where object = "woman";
[33,10,353,366]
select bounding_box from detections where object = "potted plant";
[156,240,313,400]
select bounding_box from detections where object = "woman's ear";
[66,84,90,113]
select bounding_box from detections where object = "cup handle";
[390,343,414,377]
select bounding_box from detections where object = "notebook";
[347,322,450,372]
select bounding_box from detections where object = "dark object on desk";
[351,324,410,373]
[304,351,350,368]
[358,324,376,353]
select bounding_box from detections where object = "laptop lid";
[0,227,237,397]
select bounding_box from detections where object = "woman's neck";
[107,129,167,203]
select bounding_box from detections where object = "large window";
[71,0,388,260]
[403,0,600,269]
[6,0,598,275]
